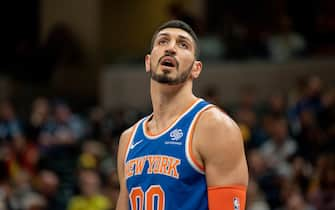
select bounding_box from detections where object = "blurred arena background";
[0,0,334,210]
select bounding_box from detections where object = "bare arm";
[193,107,248,187]
[116,128,133,210]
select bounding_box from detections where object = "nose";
[165,40,177,55]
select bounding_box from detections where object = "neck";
[149,79,197,131]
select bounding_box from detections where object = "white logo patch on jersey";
[170,129,183,141]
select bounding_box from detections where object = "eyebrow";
[157,33,193,43]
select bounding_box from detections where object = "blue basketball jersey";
[125,99,213,210]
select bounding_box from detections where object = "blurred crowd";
[0,97,140,210]
[169,1,335,63]
[223,75,335,210]
[4,1,335,86]
[198,14,307,63]
[0,74,334,210]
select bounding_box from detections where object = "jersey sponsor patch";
[170,128,183,141]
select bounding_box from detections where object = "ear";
[145,54,151,72]
[191,61,202,79]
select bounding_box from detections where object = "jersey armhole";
[185,105,216,174]
[123,120,142,164]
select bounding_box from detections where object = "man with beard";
[116,20,248,210]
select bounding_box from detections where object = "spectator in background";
[274,157,315,209]
[0,99,37,178]
[39,101,85,148]
[0,99,25,149]
[295,108,325,164]
[284,190,315,210]
[78,140,106,170]
[98,138,119,210]
[35,170,61,210]
[290,156,313,197]
[247,179,270,210]
[246,92,288,149]
[288,75,330,164]
[7,170,42,210]
[303,76,323,112]
[267,15,306,62]
[235,107,257,144]
[0,161,10,210]
[233,86,268,148]
[21,193,47,210]
[234,85,259,115]
[26,97,51,143]
[67,169,110,210]
[221,13,250,60]
[109,109,129,140]
[38,101,85,209]
[247,149,282,209]
[287,76,309,109]
[264,91,287,117]
[319,87,335,130]
[86,106,109,142]
[318,87,335,153]
[288,75,323,136]
[309,153,335,210]
[260,116,297,177]
[101,170,119,210]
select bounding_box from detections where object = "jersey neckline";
[143,98,203,139]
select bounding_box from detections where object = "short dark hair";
[150,20,200,59]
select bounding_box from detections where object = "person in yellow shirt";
[67,169,110,210]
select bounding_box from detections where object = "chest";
[126,126,190,180]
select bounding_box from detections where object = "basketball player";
[116,20,248,210]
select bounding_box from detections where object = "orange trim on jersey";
[123,121,141,164]
[208,185,247,210]
[144,98,200,137]
[188,105,215,172]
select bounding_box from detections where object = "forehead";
[155,28,195,44]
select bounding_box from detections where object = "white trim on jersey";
[142,98,204,140]
[124,119,145,165]
[185,104,214,175]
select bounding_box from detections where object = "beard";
[150,59,194,85]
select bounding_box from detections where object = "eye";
[158,39,168,45]
[178,42,189,49]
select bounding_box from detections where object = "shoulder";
[193,107,248,186]
[193,106,244,161]
[118,121,140,148]
[196,106,241,138]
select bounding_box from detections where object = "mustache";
[157,52,179,68]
